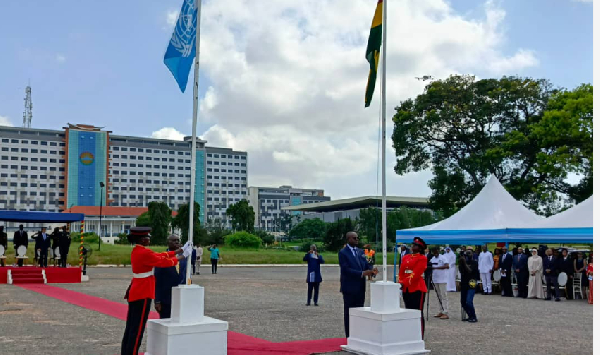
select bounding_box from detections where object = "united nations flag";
[164,0,198,92]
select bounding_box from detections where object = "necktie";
[352,248,360,264]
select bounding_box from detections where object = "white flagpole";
[381,0,388,282]
[186,0,202,285]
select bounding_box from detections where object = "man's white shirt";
[431,255,449,284]
[478,251,494,272]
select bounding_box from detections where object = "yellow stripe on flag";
[371,0,383,28]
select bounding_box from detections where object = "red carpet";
[0,266,81,284]
[16,284,345,354]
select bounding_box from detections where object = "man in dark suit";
[500,247,513,297]
[36,227,51,268]
[58,225,71,268]
[13,225,28,267]
[544,248,560,301]
[154,235,187,319]
[339,231,377,338]
[0,226,7,267]
[512,247,528,298]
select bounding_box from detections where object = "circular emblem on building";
[80,152,94,165]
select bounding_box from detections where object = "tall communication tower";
[23,85,32,128]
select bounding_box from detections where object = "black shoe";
[468,318,478,323]
[555,298,561,302]
[545,298,551,301]
[461,318,469,322]
[314,303,319,306]
[306,303,310,306]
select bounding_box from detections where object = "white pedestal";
[342,282,429,355]
[146,285,228,355]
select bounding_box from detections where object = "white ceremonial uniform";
[478,250,495,293]
[445,248,457,292]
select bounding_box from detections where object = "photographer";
[303,244,324,306]
[459,246,479,323]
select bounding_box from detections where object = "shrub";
[224,231,262,249]
[115,233,129,245]
[254,230,275,245]
[70,232,103,244]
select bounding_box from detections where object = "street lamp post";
[99,182,104,251]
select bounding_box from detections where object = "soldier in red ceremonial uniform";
[121,227,188,355]
[398,237,428,339]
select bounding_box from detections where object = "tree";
[289,218,328,241]
[274,213,293,234]
[136,212,151,227]
[323,218,357,252]
[226,200,255,232]
[206,217,229,245]
[254,230,275,245]
[358,207,440,245]
[147,201,172,245]
[173,202,208,245]
[391,75,592,216]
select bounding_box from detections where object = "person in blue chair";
[154,234,187,319]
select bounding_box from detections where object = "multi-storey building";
[248,186,331,231]
[0,124,248,228]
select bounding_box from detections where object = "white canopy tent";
[535,196,593,228]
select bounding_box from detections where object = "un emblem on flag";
[170,0,197,57]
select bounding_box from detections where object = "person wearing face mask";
[398,237,428,338]
[527,248,544,299]
[459,246,479,323]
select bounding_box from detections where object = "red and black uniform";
[398,253,428,339]
[121,245,178,355]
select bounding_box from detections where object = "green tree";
[391,75,592,216]
[289,218,328,241]
[323,218,357,252]
[226,200,255,232]
[274,213,293,234]
[173,202,208,245]
[136,212,151,227]
[147,201,172,245]
[254,230,275,245]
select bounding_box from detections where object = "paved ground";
[0,265,593,355]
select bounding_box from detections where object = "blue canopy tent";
[0,210,85,223]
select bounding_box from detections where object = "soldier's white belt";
[404,270,413,274]
[133,270,154,278]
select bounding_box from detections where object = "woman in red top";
[121,227,186,355]
[398,237,428,339]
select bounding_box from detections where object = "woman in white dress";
[445,247,457,292]
[527,248,544,299]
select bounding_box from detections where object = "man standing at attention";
[513,247,529,298]
[13,225,28,267]
[154,235,187,319]
[339,232,377,338]
[430,247,450,319]
[36,227,51,268]
[478,244,494,295]
[0,226,7,267]
[58,225,71,268]
[500,246,513,297]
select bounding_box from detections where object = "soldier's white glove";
[182,247,192,258]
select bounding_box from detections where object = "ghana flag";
[365,0,383,107]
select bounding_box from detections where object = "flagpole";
[381,0,388,282]
[186,0,202,285]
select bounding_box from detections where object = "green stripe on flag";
[365,0,383,108]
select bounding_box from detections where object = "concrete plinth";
[342,282,429,355]
[146,285,228,355]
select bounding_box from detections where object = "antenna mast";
[23,84,32,128]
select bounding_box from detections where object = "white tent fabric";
[411,175,543,231]
[535,196,593,228]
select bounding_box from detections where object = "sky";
[0,0,593,200]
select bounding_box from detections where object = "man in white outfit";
[445,247,457,292]
[195,244,204,275]
[478,244,494,295]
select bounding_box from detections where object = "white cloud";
[159,0,540,199]
[166,9,179,27]
[0,115,13,127]
[151,127,185,140]
[56,54,66,63]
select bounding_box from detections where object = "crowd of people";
[0,224,72,268]
[301,236,593,340]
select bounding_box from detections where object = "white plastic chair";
[573,273,584,299]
